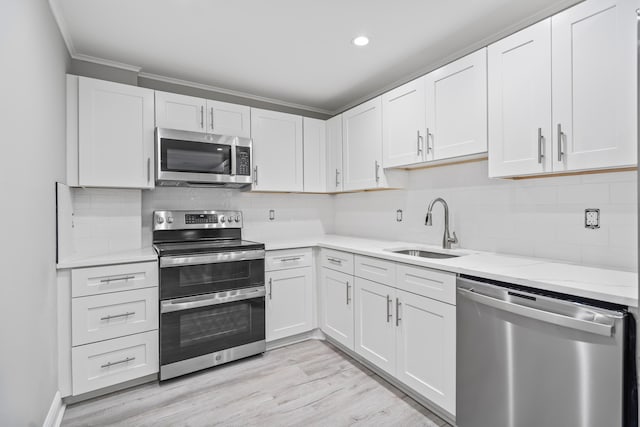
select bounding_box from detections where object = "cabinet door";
[155,91,206,132]
[320,268,354,350]
[396,290,456,415]
[303,117,327,192]
[266,267,313,341]
[488,19,552,178]
[326,114,344,192]
[425,49,488,160]
[382,77,426,167]
[206,100,251,138]
[552,0,637,172]
[354,277,396,375]
[251,108,303,192]
[79,77,154,188]
[342,97,385,191]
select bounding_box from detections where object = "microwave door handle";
[231,144,237,176]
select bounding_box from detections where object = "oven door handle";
[161,286,266,313]
[160,249,265,268]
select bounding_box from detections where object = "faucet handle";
[449,231,458,245]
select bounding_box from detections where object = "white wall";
[0,0,69,425]
[141,188,335,245]
[335,160,637,272]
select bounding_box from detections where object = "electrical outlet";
[269,209,275,221]
[396,209,403,222]
[585,209,600,229]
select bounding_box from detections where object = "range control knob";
[219,215,225,223]
[156,216,165,224]
[167,216,174,224]
[227,217,233,223]
[235,215,240,222]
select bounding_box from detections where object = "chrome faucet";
[425,197,458,249]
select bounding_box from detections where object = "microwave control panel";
[236,146,251,176]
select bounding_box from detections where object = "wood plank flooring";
[63,340,451,427]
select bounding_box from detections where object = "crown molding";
[48,0,76,57]
[137,72,333,115]
[71,54,142,72]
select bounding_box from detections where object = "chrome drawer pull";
[396,298,401,326]
[279,257,302,262]
[557,123,565,162]
[101,356,136,369]
[100,311,135,321]
[100,275,135,283]
[327,257,342,265]
[386,295,392,322]
[537,127,544,164]
[346,281,351,305]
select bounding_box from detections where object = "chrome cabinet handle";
[557,123,564,162]
[375,161,380,183]
[327,257,342,265]
[200,106,204,129]
[101,356,135,369]
[268,278,272,300]
[100,311,135,321]
[386,295,392,322]
[537,128,544,164]
[395,298,401,326]
[99,275,135,283]
[346,281,351,305]
[210,108,214,130]
[279,257,302,262]
[335,169,340,187]
[147,158,151,183]
[417,130,423,155]
[253,166,258,186]
[425,128,432,153]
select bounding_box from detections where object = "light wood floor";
[63,340,451,427]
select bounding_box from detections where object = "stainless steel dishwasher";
[456,275,636,427]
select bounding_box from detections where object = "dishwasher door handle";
[457,287,614,337]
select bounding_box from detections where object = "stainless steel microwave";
[155,128,252,188]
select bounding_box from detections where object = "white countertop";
[56,235,637,307]
[267,235,638,307]
[57,247,158,269]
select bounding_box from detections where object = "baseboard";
[43,391,66,427]
[266,328,325,351]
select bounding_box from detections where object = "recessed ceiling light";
[352,36,369,47]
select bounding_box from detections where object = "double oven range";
[153,210,266,380]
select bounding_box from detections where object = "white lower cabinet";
[72,330,158,395]
[354,278,397,376]
[266,266,313,341]
[396,289,456,415]
[320,268,354,350]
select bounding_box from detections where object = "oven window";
[161,138,231,174]
[160,258,264,299]
[161,297,265,365]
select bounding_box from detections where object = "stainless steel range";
[153,210,266,380]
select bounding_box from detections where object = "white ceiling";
[51,0,580,114]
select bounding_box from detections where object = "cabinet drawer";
[354,255,396,286]
[72,261,158,297]
[396,264,456,305]
[319,249,354,275]
[72,287,159,346]
[265,248,312,271]
[72,331,158,395]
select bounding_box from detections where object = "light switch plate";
[585,209,600,229]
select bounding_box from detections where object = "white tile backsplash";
[334,160,638,272]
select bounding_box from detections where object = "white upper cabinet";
[303,117,327,192]
[488,19,553,178]
[326,115,344,192]
[551,0,637,172]
[425,49,488,161]
[382,77,426,168]
[250,108,303,192]
[155,91,250,138]
[342,97,386,191]
[206,100,251,138]
[155,91,206,132]
[76,76,155,189]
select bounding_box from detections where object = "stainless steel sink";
[391,249,460,259]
